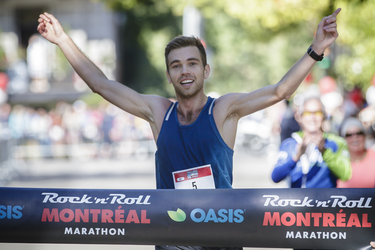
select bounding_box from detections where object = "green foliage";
[104,0,375,96]
[106,0,181,97]
[334,0,375,91]
[203,7,313,94]
[0,30,7,72]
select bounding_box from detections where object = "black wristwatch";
[307,46,324,61]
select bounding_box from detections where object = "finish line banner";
[1,187,374,249]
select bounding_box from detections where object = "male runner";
[37,8,341,249]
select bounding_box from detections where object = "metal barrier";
[0,187,374,249]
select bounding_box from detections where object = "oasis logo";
[168,208,245,223]
[168,208,186,222]
[0,205,23,219]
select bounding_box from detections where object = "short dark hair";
[165,36,207,71]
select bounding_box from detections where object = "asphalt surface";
[1,145,288,250]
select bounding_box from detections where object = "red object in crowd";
[349,87,364,107]
[305,73,313,84]
[0,72,9,91]
[318,76,336,94]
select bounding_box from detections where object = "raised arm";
[221,8,341,119]
[37,13,171,140]
[213,8,341,149]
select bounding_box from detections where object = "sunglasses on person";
[302,111,324,117]
[345,131,365,138]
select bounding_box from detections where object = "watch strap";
[307,46,324,61]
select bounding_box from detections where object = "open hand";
[37,12,64,45]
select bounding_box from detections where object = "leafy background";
[104,0,375,98]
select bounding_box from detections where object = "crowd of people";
[273,86,375,189]
[0,99,154,160]
[1,84,374,168]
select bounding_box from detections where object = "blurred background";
[1,0,375,249]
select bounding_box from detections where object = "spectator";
[271,96,351,188]
[358,105,375,149]
[337,117,375,188]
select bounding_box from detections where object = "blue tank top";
[155,97,234,189]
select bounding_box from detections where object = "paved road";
[1,145,288,250]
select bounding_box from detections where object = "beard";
[173,78,204,99]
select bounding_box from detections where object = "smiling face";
[345,126,366,154]
[166,46,210,99]
[299,99,325,133]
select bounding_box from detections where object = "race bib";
[172,164,215,189]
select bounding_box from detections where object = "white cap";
[340,117,365,137]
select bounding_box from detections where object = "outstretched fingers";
[324,8,341,26]
[321,8,341,38]
[313,8,341,50]
[331,8,341,18]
